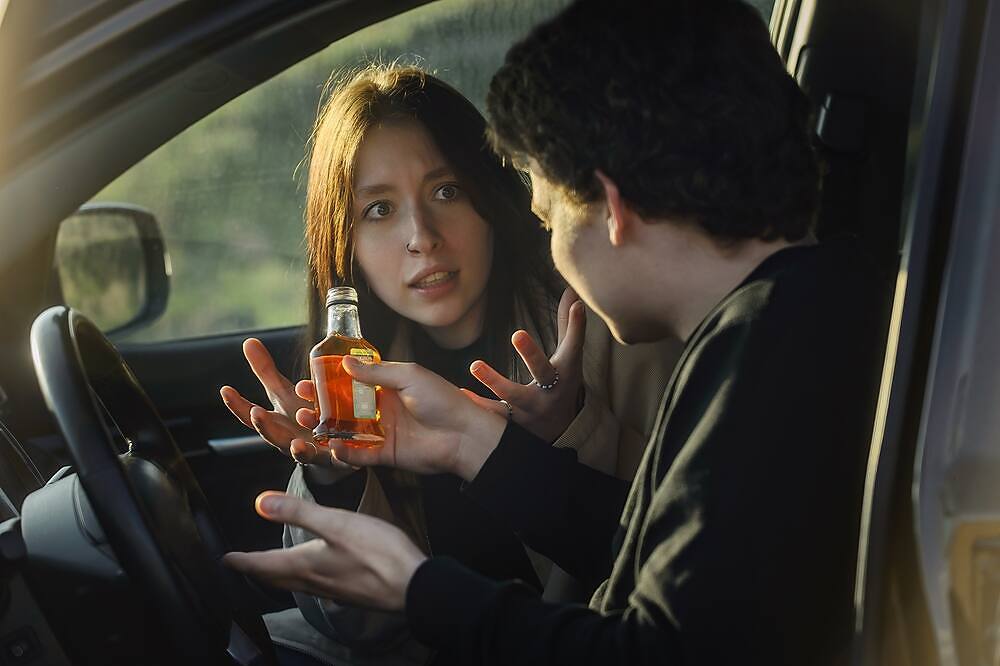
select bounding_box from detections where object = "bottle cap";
[326,286,358,307]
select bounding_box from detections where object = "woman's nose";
[404,205,442,255]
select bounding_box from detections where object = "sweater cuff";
[405,556,499,650]
[463,421,575,519]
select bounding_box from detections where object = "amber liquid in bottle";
[310,288,385,447]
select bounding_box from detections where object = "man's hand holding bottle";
[218,337,510,476]
[292,358,509,481]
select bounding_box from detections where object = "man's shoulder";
[714,237,885,336]
[655,236,889,482]
[675,237,888,399]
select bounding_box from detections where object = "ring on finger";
[499,399,513,421]
[534,369,559,391]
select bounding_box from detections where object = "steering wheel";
[29,306,275,664]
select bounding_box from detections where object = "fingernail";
[257,493,283,515]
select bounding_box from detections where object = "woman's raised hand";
[465,287,587,442]
[292,359,508,481]
[219,338,346,468]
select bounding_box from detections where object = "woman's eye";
[434,184,460,201]
[363,201,392,219]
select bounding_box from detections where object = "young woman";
[220,64,679,665]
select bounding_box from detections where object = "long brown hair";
[302,63,559,374]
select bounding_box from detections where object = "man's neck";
[666,235,814,341]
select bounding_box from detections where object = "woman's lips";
[409,270,458,295]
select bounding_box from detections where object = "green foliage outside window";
[89,0,774,343]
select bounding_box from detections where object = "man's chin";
[608,319,671,346]
[606,320,637,345]
[610,328,641,345]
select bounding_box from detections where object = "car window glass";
[79,0,775,344]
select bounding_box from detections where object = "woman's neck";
[420,294,488,349]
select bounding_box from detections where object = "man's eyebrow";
[505,153,529,171]
[530,199,551,227]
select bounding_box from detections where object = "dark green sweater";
[404,238,888,664]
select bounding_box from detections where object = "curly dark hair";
[486,0,820,242]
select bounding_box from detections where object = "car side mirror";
[53,203,170,339]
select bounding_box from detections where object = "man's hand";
[220,338,345,467]
[223,492,425,611]
[464,288,587,442]
[292,359,508,481]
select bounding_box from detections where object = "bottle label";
[350,348,377,419]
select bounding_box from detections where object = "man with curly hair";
[227,1,891,663]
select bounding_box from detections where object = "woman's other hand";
[219,338,344,468]
[293,359,507,481]
[466,287,587,442]
[223,491,426,611]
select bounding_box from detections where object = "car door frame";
[0,0,432,450]
[849,0,998,662]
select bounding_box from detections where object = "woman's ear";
[595,170,627,247]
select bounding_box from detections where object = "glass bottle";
[309,286,384,447]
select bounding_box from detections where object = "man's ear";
[595,170,627,247]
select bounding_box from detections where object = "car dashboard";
[0,417,75,665]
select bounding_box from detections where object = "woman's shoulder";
[559,305,683,477]
[582,308,683,431]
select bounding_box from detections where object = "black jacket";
[405,239,889,665]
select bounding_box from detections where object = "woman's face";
[351,120,494,349]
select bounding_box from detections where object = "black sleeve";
[405,284,880,665]
[406,557,681,666]
[462,422,630,588]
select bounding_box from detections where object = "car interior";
[0,0,994,663]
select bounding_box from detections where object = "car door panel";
[119,325,302,565]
